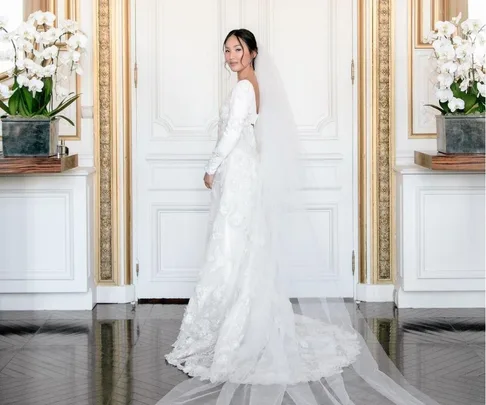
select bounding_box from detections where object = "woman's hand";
[204,173,214,189]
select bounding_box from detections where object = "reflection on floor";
[0,303,483,405]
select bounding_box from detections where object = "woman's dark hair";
[223,29,258,69]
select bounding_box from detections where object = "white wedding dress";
[165,79,361,385]
[160,52,443,404]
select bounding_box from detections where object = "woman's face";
[224,35,253,72]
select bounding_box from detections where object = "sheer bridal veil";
[155,46,443,405]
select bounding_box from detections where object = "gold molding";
[415,0,442,49]
[59,0,82,141]
[358,0,367,284]
[94,0,118,284]
[110,0,120,285]
[372,0,394,283]
[122,0,132,285]
[93,0,132,286]
[409,0,437,139]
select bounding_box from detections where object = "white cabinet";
[0,168,96,310]
[395,166,485,308]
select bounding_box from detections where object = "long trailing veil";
[155,46,443,405]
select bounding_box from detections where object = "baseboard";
[395,287,485,308]
[96,285,135,304]
[0,290,96,311]
[355,283,395,302]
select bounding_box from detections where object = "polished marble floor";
[0,303,483,405]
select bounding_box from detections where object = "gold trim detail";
[94,0,116,283]
[93,0,131,286]
[60,0,82,141]
[358,0,367,284]
[372,0,394,283]
[122,0,133,285]
[110,0,120,285]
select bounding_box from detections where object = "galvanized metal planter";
[436,114,485,154]
[1,117,60,157]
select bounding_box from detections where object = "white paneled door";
[134,0,356,298]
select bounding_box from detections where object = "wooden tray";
[0,154,78,174]
[414,151,485,172]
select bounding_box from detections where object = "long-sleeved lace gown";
[165,79,361,386]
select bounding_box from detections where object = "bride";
[159,29,443,405]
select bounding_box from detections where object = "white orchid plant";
[0,10,87,125]
[425,14,486,115]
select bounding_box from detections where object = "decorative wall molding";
[372,0,394,283]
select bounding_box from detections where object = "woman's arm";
[204,80,253,176]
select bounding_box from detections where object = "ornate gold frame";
[358,0,395,285]
[94,0,115,283]
[372,0,395,283]
[93,0,132,284]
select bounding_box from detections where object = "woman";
[160,29,442,405]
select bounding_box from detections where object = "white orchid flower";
[441,61,458,74]
[37,28,60,45]
[43,45,58,60]
[67,33,87,49]
[42,64,57,77]
[437,72,454,87]
[435,87,453,102]
[32,11,56,27]
[425,31,438,44]
[452,36,463,45]
[455,43,473,60]
[435,21,456,37]
[60,19,79,34]
[456,62,472,78]
[459,79,469,92]
[17,23,36,41]
[476,70,486,83]
[478,82,486,98]
[28,78,44,94]
[448,97,465,112]
[435,43,456,61]
[0,83,12,98]
[17,38,34,53]
[461,19,483,34]
[24,59,44,76]
[27,11,43,24]
[16,74,30,88]
[15,58,25,70]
